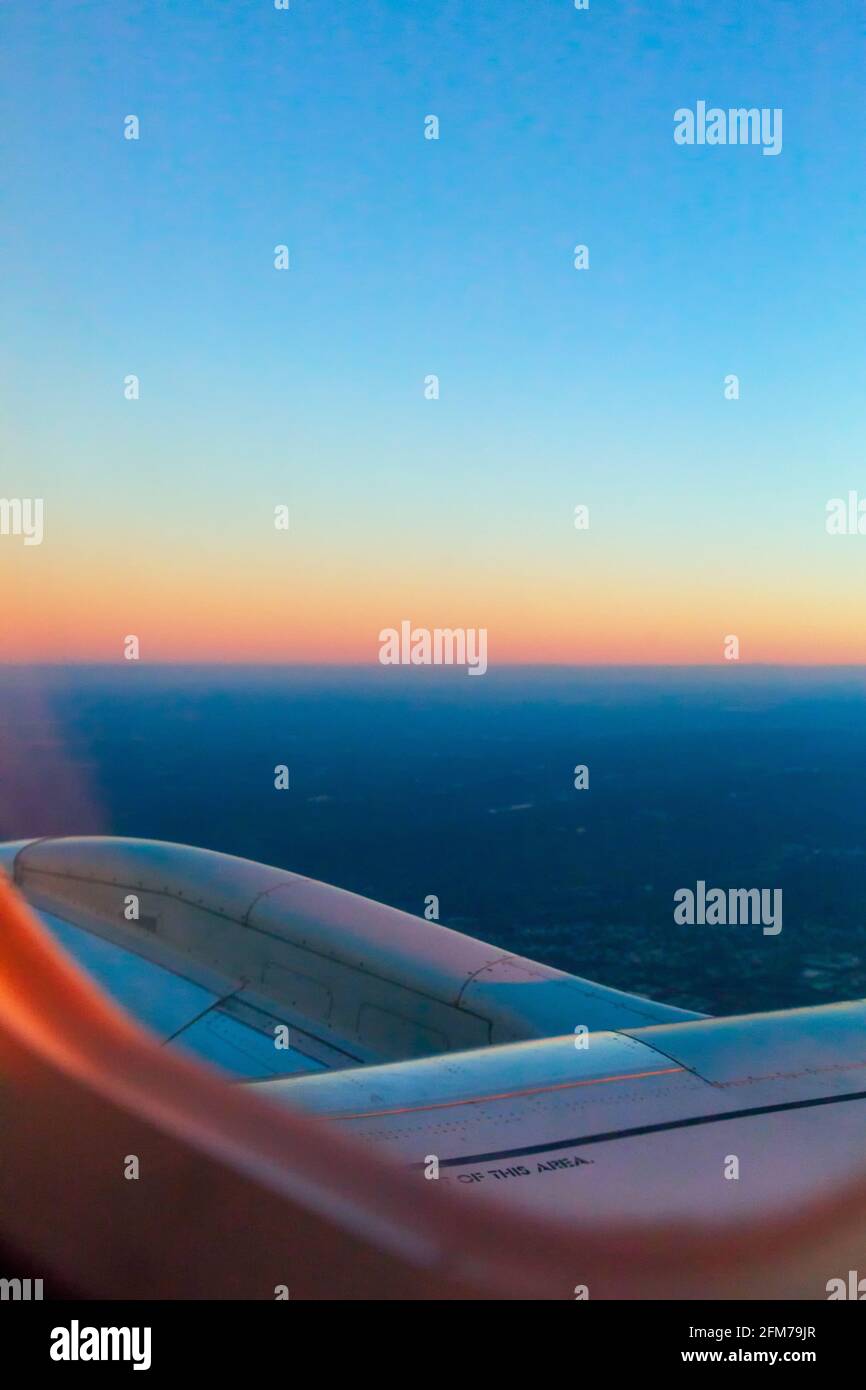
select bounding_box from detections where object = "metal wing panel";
[260,1003,866,1224]
[34,908,326,1079]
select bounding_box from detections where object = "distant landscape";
[2,664,866,1017]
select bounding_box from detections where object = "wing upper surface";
[260,1003,866,1223]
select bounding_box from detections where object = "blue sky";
[3,2,866,661]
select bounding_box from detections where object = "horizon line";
[3,660,866,672]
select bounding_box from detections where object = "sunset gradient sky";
[3,2,865,664]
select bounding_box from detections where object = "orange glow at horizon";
[4,532,866,666]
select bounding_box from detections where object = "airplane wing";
[261,1007,866,1227]
[0,835,700,1083]
[3,834,866,1297]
